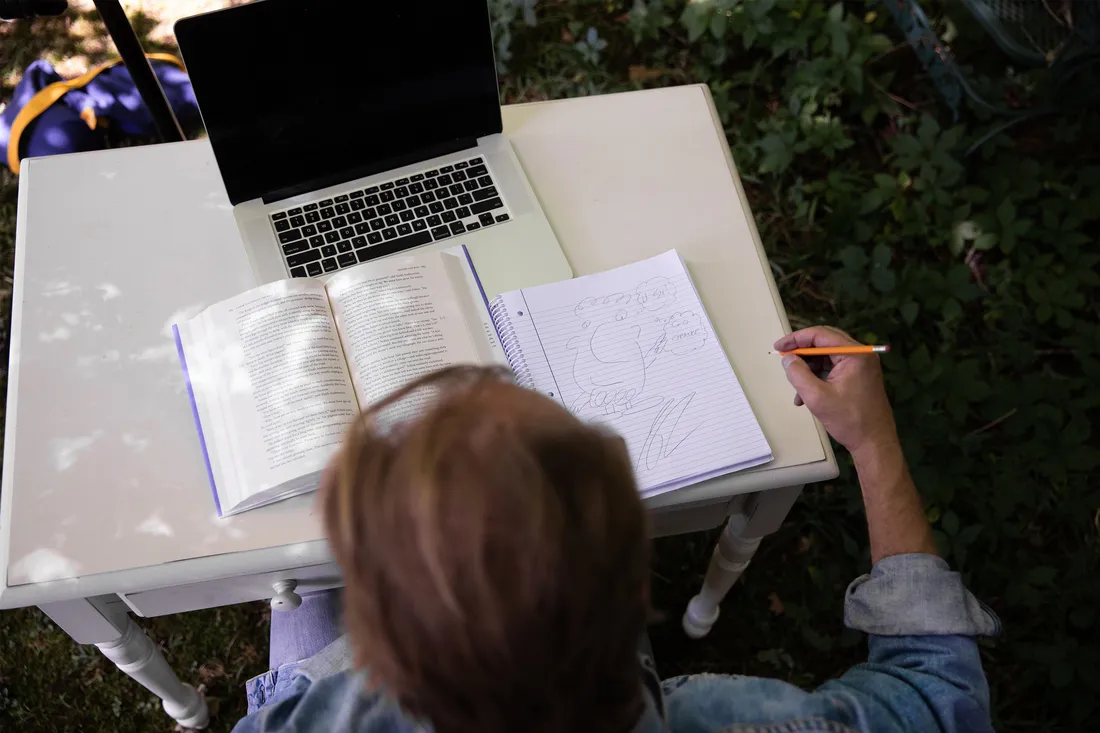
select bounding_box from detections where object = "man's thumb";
[781,355,826,406]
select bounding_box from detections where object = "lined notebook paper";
[488,250,772,496]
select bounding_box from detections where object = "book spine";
[489,295,535,390]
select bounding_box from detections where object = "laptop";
[174,0,572,293]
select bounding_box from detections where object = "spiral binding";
[489,296,535,389]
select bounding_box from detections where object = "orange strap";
[7,53,185,174]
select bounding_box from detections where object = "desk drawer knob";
[270,580,302,611]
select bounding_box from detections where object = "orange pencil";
[778,345,890,356]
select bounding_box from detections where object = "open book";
[175,249,772,516]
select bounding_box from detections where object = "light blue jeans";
[269,591,343,669]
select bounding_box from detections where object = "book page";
[325,252,486,421]
[497,250,773,496]
[186,279,360,509]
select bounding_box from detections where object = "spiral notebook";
[470,247,774,496]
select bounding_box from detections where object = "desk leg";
[39,597,209,729]
[682,484,803,639]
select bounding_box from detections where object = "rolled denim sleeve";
[844,553,1001,637]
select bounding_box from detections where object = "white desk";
[0,85,836,728]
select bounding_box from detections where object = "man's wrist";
[850,435,904,473]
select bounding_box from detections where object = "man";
[235,326,1000,733]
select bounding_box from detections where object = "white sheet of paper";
[496,250,772,495]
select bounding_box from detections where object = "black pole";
[91,0,184,143]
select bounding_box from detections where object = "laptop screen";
[176,1,502,205]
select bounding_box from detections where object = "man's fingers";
[781,354,828,407]
[774,326,860,352]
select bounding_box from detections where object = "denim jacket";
[234,554,1001,733]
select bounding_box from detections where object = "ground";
[1,2,1098,732]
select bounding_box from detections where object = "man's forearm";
[852,440,938,564]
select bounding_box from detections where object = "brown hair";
[321,366,650,733]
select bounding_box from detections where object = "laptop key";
[472,187,498,202]
[470,157,483,164]
[286,249,322,267]
[427,214,443,227]
[322,244,338,257]
[382,228,398,240]
[449,184,464,196]
[305,211,321,223]
[470,198,504,215]
[306,261,324,276]
[429,202,445,214]
[424,179,439,191]
[325,232,340,244]
[370,218,385,231]
[333,216,348,228]
[310,235,326,248]
[464,180,480,192]
[272,211,288,220]
[283,241,310,256]
[422,191,437,203]
[440,166,454,173]
[319,199,333,207]
[411,173,425,181]
[455,161,469,170]
[456,206,471,219]
[395,187,409,198]
[357,248,373,263]
[443,198,459,210]
[412,219,428,232]
[334,194,349,203]
[380,191,395,203]
[496,214,510,223]
[438,174,453,186]
[385,214,400,226]
[467,165,488,178]
[450,221,466,235]
[350,190,365,198]
[452,171,467,182]
[414,206,430,218]
[335,203,350,215]
[304,203,319,211]
[288,207,303,215]
[363,208,377,219]
[340,227,355,239]
[347,212,363,224]
[396,178,409,186]
[321,207,336,219]
[377,203,393,215]
[322,257,339,273]
[398,223,412,236]
[409,182,424,195]
[400,210,415,222]
[337,241,353,253]
[274,219,292,232]
[302,224,318,237]
[478,176,493,188]
[290,266,308,277]
[368,231,383,244]
[479,212,496,227]
[278,229,303,243]
[364,186,379,194]
[350,199,365,211]
[458,194,473,206]
[318,220,333,233]
[392,200,407,212]
[355,222,370,235]
[366,194,380,206]
[431,226,451,240]
[467,223,481,231]
[338,253,357,268]
[352,236,368,249]
[381,182,395,190]
[425,169,440,178]
[442,211,457,223]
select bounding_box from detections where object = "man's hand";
[775,326,937,562]
[774,326,899,460]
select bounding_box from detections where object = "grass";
[1,2,1096,732]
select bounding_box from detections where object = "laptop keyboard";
[269,157,510,278]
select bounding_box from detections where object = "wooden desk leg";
[682,484,804,639]
[39,597,209,729]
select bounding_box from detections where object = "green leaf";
[956,524,983,546]
[942,510,960,537]
[839,245,868,269]
[942,297,962,320]
[828,2,844,22]
[901,301,920,325]
[872,244,892,267]
[973,232,998,250]
[871,267,896,293]
[997,198,1016,227]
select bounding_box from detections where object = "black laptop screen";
[176,1,502,205]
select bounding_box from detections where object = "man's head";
[321,367,650,733]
